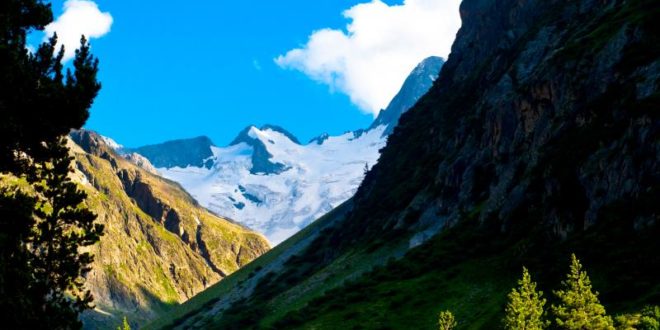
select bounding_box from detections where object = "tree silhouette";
[0,0,103,328]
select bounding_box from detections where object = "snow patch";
[100,135,123,150]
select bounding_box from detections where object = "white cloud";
[275,0,462,116]
[44,0,113,61]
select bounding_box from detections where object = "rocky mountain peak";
[69,129,112,156]
[227,125,297,175]
[369,55,445,135]
[128,135,215,169]
[259,124,301,144]
[230,124,300,146]
[308,132,330,145]
[123,152,160,175]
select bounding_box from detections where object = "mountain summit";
[369,56,445,135]
[129,57,443,244]
[229,125,298,175]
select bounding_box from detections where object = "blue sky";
[38,0,462,147]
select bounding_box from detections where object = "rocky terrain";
[67,131,270,329]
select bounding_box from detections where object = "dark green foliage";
[640,306,660,330]
[268,219,515,329]
[29,138,103,323]
[0,0,103,328]
[1,15,100,174]
[0,141,103,329]
[255,205,659,329]
[613,305,660,330]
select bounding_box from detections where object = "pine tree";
[0,0,103,327]
[117,316,131,330]
[28,138,103,324]
[503,267,548,330]
[438,310,457,330]
[551,254,614,329]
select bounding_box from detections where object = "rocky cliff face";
[122,152,159,175]
[351,0,658,241]
[67,131,269,329]
[151,0,658,328]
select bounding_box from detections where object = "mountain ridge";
[65,130,270,329]
[369,56,445,135]
[126,136,215,169]
[230,124,301,146]
[121,56,445,243]
[148,0,659,328]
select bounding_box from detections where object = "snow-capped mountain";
[125,56,443,244]
[157,125,386,244]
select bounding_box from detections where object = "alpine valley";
[2,0,656,328]
[120,56,445,245]
[65,55,443,328]
[142,0,659,328]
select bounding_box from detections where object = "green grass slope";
[271,212,660,329]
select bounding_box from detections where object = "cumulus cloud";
[275,0,462,116]
[44,0,113,61]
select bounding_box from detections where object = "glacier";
[157,125,387,244]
